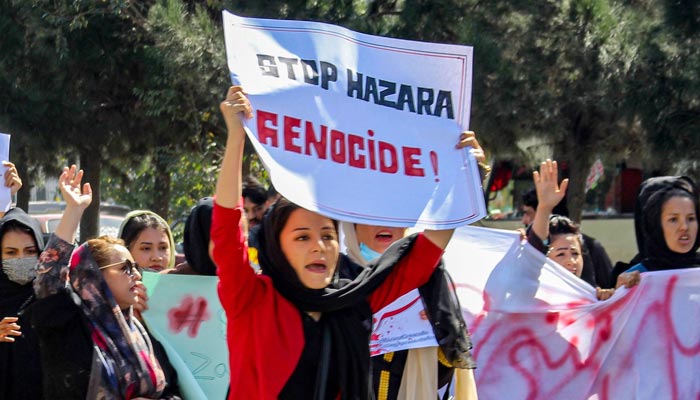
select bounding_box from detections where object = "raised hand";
[456,131,490,180]
[3,161,22,195]
[59,165,92,211]
[0,317,21,343]
[220,86,253,141]
[54,165,92,243]
[216,86,253,209]
[533,159,568,212]
[455,131,486,163]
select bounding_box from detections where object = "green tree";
[0,0,155,240]
[625,0,700,180]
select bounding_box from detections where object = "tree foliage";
[1,0,698,231]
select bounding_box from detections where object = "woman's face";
[355,224,407,254]
[101,245,141,310]
[2,230,38,260]
[661,195,698,254]
[547,234,584,277]
[280,209,339,289]
[128,227,171,271]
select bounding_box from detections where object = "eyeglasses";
[99,259,139,277]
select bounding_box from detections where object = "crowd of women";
[0,85,698,399]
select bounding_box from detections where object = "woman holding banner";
[30,166,179,399]
[341,221,478,400]
[213,86,471,399]
[526,159,622,300]
[613,175,700,285]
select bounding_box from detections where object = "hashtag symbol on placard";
[167,296,212,338]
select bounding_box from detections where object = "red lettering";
[378,141,398,174]
[330,129,346,164]
[257,110,279,147]
[367,130,377,170]
[402,146,424,176]
[304,121,327,159]
[283,116,302,154]
[255,109,431,179]
[348,134,366,169]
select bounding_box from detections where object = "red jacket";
[211,203,443,399]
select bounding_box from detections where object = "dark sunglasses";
[99,259,139,277]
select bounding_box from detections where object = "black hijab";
[618,176,700,274]
[256,198,421,400]
[0,207,45,400]
[0,207,44,306]
[635,176,700,270]
[183,197,217,276]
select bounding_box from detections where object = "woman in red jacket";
[213,86,474,399]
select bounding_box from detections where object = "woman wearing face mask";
[0,161,44,400]
[30,166,177,399]
[612,175,700,287]
[342,222,478,400]
[215,86,465,399]
[0,207,45,400]
[340,131,484,400]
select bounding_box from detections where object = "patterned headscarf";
[46,239,166,398]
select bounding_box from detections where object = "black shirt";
[279,310,340,399]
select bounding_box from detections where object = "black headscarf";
[0,208,44,298]
[614,176,700,277]
[256,198,421,400]
[183,197,217,276]
[0,207,45,400]
[634,176,700,270]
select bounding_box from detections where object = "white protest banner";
[370,288,436,356]
[0,133,11,211]
[223,11,485,229]
[371,226,700,399]
[141,272,228,400]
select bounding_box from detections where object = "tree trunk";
[565,148,591,224]
[14,146,30,212]
[79,147,100,242]
[562,109,594,224]
[151,147,171,220]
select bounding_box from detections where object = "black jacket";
[28,290,181,399]
[0,208,45,400]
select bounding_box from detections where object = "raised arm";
[3,161,22,196]
[54,165,92,243]
[215,86,252,208]
[0,161,22,219]
[34,166,92,299]
[531,160,568,242]
[212,87,264,317]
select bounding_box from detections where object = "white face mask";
[2,257,38,285]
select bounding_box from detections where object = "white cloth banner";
[222,11,485,229]
[371,226,700,399]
